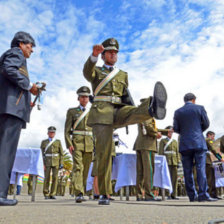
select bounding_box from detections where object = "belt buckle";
[111,96,116,103]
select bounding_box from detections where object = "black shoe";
[167,196,172,200]
[214,196,222,200]
[98,195,110,205]
[45,196,50,200]
[171,196,179,200]
[75,193,85,203]
[145,197,161,201]
[0,197,18,206]
[198,197,218,202]
[94,195,100,200]
[50,196,56,199]
[189,197,198,202]
[136,198,144,201]
[109,197,115,201]
[149,81,167,120]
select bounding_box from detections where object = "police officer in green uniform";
[64,86,94,203]
[134,112,168,201]
[159,126,180,199]
[69,171,74,197]
[220,135,224,153]
[41,126,64,199]
[57,170,68,196]
[83,38,167,205]
[205,131,223,199]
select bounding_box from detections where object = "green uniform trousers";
[93,99,151,195]
[8,184,14,195]
[57,184,66,196]
[72,151,92,196]
[168,165,178,197]
[43,166,59,197]
[206,164,216,197]
[69,179,74,195]
[136,150,155,199]
[27,175,37,195]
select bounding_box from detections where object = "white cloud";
[1,0,224,154]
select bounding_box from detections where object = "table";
[87,153,172,200]
[213,162,224,187]
[153,155,173,199]
[12,148,44,202]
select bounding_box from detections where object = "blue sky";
[0,0,224,151]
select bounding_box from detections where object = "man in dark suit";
[173,93,216,202]
[0,31,38,206]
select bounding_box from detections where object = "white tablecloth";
[213,162,224,187]
[86,162,94,192]
[153,155,173,194]
[12,148,44,177]
[86,153,172,193]
[10,172,24,186]
[113,154,136,192]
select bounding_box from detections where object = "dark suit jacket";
[0,47,31,123]
[173,102,209,152]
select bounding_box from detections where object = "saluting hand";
[92,44,104,57]
[30,83,39,96]
[157,132,162,139]
[69,146,74,154]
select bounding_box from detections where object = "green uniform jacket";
[83,56,128,126]
[64,106,93,152]
[41,139,63,167]
[133,118,168,152]
[206,138,222,165]
[220,135,224,153]
[159,138,180,165]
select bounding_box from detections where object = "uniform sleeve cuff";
[90,54,98,63]
[28,82,33,90]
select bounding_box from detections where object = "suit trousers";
[0,114,24,198]
[136,150,155,199]
[43,166,59,196]
[181,149,209,201]
[72,150,92,196]
[92,99,151,195]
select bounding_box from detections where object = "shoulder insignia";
[19,66,29,77]
[209,140,213,144]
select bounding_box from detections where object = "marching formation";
[0,31,223,208]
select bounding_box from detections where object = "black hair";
[11,31,36,48]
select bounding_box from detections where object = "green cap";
[48,126,56,132]
[77,86,91,96]
[140,98,148,103]
[102,38,119,52]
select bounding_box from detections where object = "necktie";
[82,108,86,112]
[109,67,114,72]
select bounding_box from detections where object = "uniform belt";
[93,96,121,104]
[45,153,59,157]
[164,151,176,154]
[72,130,93,136]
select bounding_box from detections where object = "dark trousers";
[181,149,209,201]
[0,114,24,198]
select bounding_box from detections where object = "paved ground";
[1,191,224,224]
